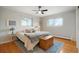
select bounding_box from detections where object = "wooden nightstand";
[39,35,53,50]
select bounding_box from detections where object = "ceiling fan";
[32,6,48,14]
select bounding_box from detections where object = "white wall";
[40,10,76,40]
[0,7,40,44]
[76,8,79,50]
[0,7,76,44]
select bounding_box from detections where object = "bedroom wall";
[76,7,79,51]
[0,7,40,44]
[40,10,76,41]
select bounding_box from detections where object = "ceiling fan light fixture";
[33,6,48,15]
[38,11,41,14]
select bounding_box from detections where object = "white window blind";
[21,18,32,27]
[48,18,63,27]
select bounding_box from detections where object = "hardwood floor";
[54,37,78,53]
[0,37,78,53]
[0,41,23,53]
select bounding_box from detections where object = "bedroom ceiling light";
[38,11,41,14]
[32,6,48,14]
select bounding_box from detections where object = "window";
[21,18,32,27]
[48,18,63,26]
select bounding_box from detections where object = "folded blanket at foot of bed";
[15,32,39,50]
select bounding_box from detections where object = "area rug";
[33,42,64,53]
[15,39,64,53]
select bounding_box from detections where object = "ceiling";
[2,6,76,17]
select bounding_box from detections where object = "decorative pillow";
[31,29,36,33]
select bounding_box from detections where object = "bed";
[16,31,51,50]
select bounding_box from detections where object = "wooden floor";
[0,41,23,53]
[0,37,78,53]
[54,37,78,53]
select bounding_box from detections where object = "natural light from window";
[48,18,63,27]
[21,18,32,27]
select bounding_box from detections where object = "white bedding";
[15,31,51,50]
[16,32,39,50]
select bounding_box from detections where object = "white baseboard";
[53,35,72,39]
[0,34,13,44]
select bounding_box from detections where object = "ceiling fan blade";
[41,11,44,14]
[42,9,48,11]
[32,6,48,14]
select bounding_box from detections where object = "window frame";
[21,18,33,27]
[47,18,63,27]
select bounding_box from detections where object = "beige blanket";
[16,32,39,50]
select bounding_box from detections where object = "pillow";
[31,29,36,33]
[25,29,32,33]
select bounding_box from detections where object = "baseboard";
[0,34,13,45]
[54,36,71,40]
[54,36,76,42]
